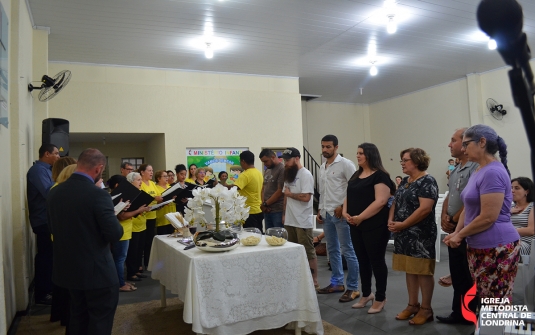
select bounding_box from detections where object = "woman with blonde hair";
[185,164,197,184]
[51,157,77,181]
[154,170,176,235]
[138,164,163,273]
[49,162,76,327]
[109,174,150,292]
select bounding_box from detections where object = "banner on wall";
[186,148,248,185]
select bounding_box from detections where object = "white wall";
[478,67,531,180]
[369,79,471,191]
[302,101,370,166]
[303,69,532,193]
[70,141,154,178]
[47,63,303,171]
[0,0,42,331]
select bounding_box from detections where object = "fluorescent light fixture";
[488,39,497,50]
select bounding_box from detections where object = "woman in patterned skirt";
[445,124,520,302]
[388,148,438,325]
[511,177,534,255]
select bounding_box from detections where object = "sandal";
[395,302,420,320]
[119,285,136,292]
[409,306,433,325]
[438,275,452,287]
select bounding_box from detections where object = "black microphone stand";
[508,66,535,180]
[500,41,535,180]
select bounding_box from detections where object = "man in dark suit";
[47,148,123,335]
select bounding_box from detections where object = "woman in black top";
[343,143,394,314]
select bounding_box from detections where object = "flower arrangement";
[184,184,250,232]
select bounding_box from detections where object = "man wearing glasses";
[120,162,134,177]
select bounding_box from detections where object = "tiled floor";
[314,243,475,335]
[20,242,528,335]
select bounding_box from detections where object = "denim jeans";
[264,211,284,230]
[111,240,129,287]
[323,212,359,290]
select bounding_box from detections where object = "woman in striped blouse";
[511,177,534,255]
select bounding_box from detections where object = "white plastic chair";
[434,192,448,262]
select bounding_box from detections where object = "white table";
[148,235,324,335]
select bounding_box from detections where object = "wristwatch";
[262,201,268,207]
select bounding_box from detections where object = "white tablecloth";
[148,235,324,335]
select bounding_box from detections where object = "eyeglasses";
[399,158,411,164]
[124,167,134,171]
[462,139,477,148]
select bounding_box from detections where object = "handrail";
[302,146,321,202]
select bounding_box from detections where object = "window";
[122,157,144,171]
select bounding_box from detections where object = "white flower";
[185,184,251,228]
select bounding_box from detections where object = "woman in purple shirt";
[444,124,520,301]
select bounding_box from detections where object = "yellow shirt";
[132,213,147,232]
[120,218,133,241]
[234,168,263,214]
[185,178,195,184]
[140,180,159,220]
[155,184,176,227]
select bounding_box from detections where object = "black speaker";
[42,118,69,157]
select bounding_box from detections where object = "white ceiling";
[28,0,535,104]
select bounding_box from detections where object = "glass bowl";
[265,227,288,246]
[240,227,262,246]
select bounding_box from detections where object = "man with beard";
[436,128,478,325]
[316,135,360,302]
[233,151,264,232]
[281,148,319,289]
[259,149,285,229]
[47,148,123,335]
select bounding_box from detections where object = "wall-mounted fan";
[28,70,71,102]
[486,98,507,120]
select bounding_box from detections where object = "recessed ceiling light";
[488,39,497,50]
[384,0,397,34]
[368,41,377,62]
[370,65,378,76]
[387,17,397,34]
[205,43,214,59]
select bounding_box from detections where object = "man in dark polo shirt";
[259,149,285,229]
[436,128,478,325]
